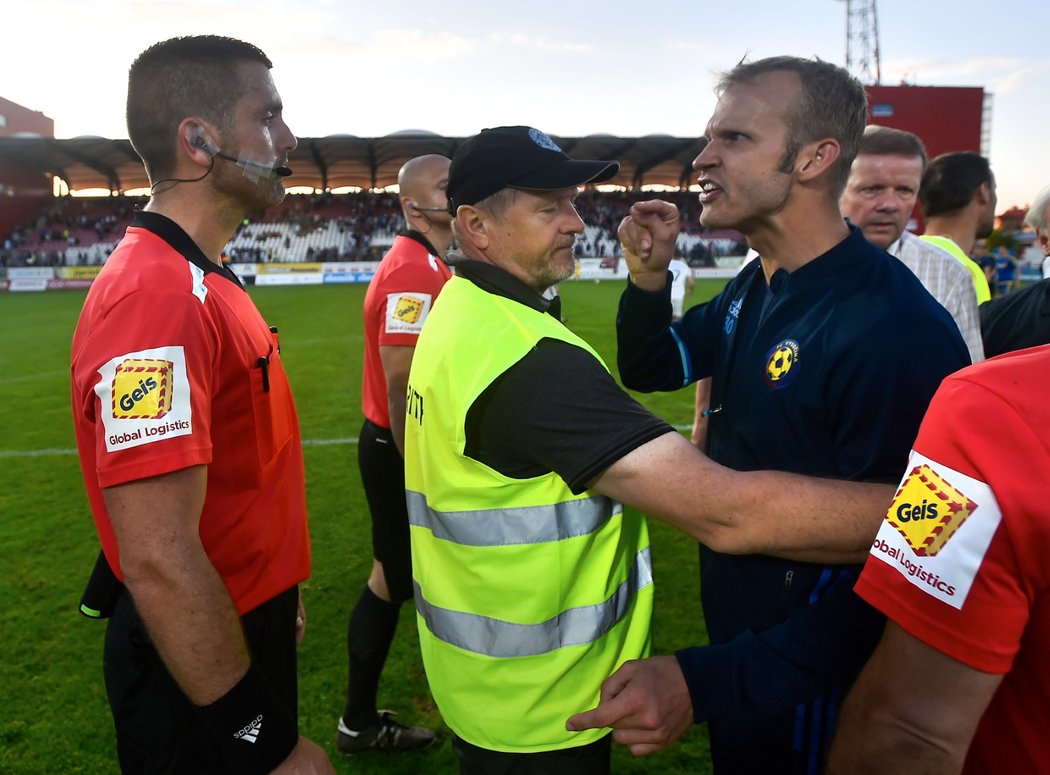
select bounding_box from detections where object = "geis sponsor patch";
[869,451,1001,609]
[887,464,977,556]
[95,346,193,452]
[385,292,434,334]
[112,359,173,419]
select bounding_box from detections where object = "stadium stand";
[0,127,753,269]
[1,190,745,268]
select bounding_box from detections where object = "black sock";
[342,585,400,730]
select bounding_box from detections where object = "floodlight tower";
[840,0,881,85]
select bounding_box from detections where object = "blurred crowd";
[0,189,748,269]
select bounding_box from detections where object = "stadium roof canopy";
[0,131,706,194]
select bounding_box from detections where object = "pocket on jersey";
[249,348,295,467]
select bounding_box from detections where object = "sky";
[3,0,1048,208]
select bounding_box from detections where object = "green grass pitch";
[0,278,727,774]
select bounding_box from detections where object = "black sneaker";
[336,710,436,753]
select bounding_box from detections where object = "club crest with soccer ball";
[764,339,800,389]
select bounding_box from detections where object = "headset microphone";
[213,149,293,177]
[194,135,291,177]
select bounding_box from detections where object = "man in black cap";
[401,126,904,773]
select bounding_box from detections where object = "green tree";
[984,228,1016,254]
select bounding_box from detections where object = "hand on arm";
[589,431,892,563]
[380,344,415,456]
[618,200,681,292]
[827,621,1002,774]
[566,656,693,756]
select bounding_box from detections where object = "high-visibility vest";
[920,235,992,304]
[404,275,653,753]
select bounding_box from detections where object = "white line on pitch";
[1,424,693,458]
[0,369,69,386]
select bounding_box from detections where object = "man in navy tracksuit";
[583,56,969,773]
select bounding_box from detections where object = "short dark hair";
[718,56,868,195]
[918,152,992,218]
[857,125,927,168]
[127,36,272,180]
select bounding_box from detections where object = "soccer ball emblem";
[764,339,800,388]
[767,346,794,380]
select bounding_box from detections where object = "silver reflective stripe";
[406,489,621,547]
[414,547,653,658]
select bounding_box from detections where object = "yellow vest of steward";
[404,275,653,753]
[920,235,992,304]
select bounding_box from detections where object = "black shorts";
[103,585,299,774]
[357,418,413,601]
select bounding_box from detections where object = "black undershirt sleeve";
[465,338,673,494]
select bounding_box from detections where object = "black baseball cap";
[447,126,619,214]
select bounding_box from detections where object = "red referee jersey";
[361,232,451,428]
[71,212,310,615]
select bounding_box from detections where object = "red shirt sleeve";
[856,373,1041,674]
[75,288,217,488]
[375,258,450,348]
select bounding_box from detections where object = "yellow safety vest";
[920,235,992,304]
[404,275,653,753]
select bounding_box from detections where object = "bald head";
[398,153,452,255]
[399,154,451,213]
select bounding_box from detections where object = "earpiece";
[192,131,217,156]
